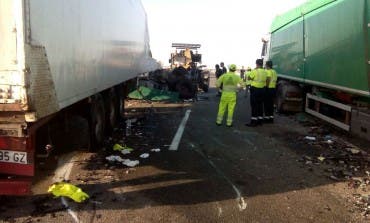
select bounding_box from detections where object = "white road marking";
[218,206,223,217]
[53,152,81,223]
[62,197,80,222]
[169,109,191,151]
[191,145,247,211]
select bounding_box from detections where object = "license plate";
[0,150,27,164]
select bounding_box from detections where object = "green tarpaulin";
[128,86,179,102]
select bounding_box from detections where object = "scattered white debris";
[317,156,325,162]
[121,149,132,155]
[151,148,161,152]
[304,136,316,141]
[140,153,150,159]
[350,148,360,154]
[122,159,140,167]
[326,140,334,144]
[106,155,124,162]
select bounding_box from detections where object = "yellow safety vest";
[266,69,278,88]
[216,72,244,93]
[249,68,267,88]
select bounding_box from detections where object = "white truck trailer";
[0,0,159,195]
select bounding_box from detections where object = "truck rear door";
[0,0,17,70]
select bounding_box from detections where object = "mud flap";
[0,177,32,195]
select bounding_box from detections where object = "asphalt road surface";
[1,80,370,223]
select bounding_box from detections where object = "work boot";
[245,121,257,127]
[226,124,233,127]
[216,122,221,126]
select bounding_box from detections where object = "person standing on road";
[216,64,244,127]
[245,59,267,127]
[220,62,227,74]
[244,67,252,98]
[215,64,223,79]
[264,60,278,123]
[240,66,246,80]
[217,62,227,97]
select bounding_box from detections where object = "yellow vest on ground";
[266,69,278,88]
[249,68,267,88]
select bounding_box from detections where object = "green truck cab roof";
[270,0,336,33]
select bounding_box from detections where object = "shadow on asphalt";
[2,87,370,219]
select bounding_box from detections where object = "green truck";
[263,0,370,139]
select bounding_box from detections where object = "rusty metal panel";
[25,45,59,119]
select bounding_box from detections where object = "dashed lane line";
[53,152,81,223]
[189,143,247,211]
[169,109,191,151]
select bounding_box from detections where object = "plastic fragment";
[151,148,161,152]
[140,153,149,159]
[106,155,124,162]
[113,144,133,152]
[121,149,132,155]
[304,136,316,141]
[326,140,333,144]
[122,159,140,167]
[48,182,89,203]
[317,156,325,162]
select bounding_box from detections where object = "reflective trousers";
[250,86,264,124]
[216,92,237,126]
[264,88,276,120]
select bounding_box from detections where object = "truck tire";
[105,88,119,134]
[117,85,125,121]
[89,94,105,151]
[276,83,285,113]
[176,79,196,99]
[276,81,303,113]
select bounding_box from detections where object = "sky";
[141,0,306,69]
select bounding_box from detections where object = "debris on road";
[113,144,133,152]
[151,148,161,152]
[317,156,325,162]
[293,124,370,219]
[304,136,316,141]
[106,155,125,162]
[140,153,150,159]
[48,182,89,203]
[122,159,140,167]
[128,86,180,102]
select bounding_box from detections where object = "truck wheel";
[276,83,286,113]
[105,88,118,134]
[117,85,125,121]
[89,94,105,151]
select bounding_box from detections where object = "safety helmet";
[229,64,237,71]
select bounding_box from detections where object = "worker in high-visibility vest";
[245,59,267,126]
[216,64,244,127]
[264,60,278,123]
[244,67,252,98]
